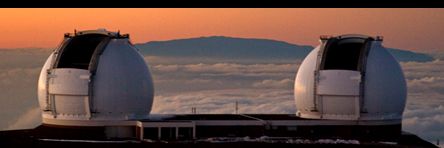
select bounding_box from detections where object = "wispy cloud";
[150,62,299,94]
[151,63,299,74]
[151,89,295,114]
[252,79,294,89]
[2,107,42,130]
[399,60,444,142]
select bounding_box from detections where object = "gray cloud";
[0,67,42,130]
[403,104,444,143]
[149,61,299,94]
[252,79,294,89]
[151,63,299,75]
[0,48,52,69]
[144,56,303,65]
[400,60,444,80]
[0,67,42,87]
[151,89,295,114]
[407,77,444,96]
[0,48,50,130]
[398,60,444,143]
[1,107,42,130]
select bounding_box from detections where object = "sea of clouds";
[0,48,442,144]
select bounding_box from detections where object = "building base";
[0,114,438,147]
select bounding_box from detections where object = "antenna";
[191,107,196,114]
[235,101,239,114]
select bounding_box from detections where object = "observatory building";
[38,29,154,121]
[3,31,432,147]
[294,34,407,122]
[37,29,155,138]
[35,31,407,139]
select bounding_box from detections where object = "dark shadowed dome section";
[56,34,109,69]
[321,37,366,71]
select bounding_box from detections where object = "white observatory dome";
[294,34,407,121]
[37,29,154,121]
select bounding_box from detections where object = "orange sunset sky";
[1,8,443,52]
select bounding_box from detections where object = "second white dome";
[294,34,407,121]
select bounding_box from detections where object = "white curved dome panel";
[93,39,154,120]
[294,45,319,118]
[37,29,154,122]
[294,34,407,121]
[361,42,407,120]
[37,52,55,115]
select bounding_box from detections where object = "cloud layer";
[151,89,295,114]
[0,48,442,144]
[0,48,50,130]
[149,61,299,94]
[400,60,444,143]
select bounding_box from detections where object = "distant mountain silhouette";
[134,36,313,60]
[386,48,435,62]
[134,36,435,62]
